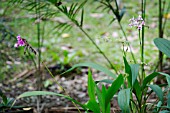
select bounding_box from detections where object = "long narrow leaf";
[88,69,95,101]
[16,91,87,110]
[61,62,117,78]
[167,91,170,108]
[95,79,113,84]
[96,85,106,113]
[133,80,142,102]
[142,72,159,89]
[123,57,132,87]
[105,74,124,106]
[86,100,100,113]
[158,72,170,87]
[80,8,84,27]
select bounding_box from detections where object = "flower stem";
[141,0,146,81]
[118,22,137,63]
[35,0,41,112]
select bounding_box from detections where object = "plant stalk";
[35,0,42,113]
[158,0,164,71]
[141,0,146,81]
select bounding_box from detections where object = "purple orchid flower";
[14,35,26,47]
[14,35,37,55]
[129,15,145,30]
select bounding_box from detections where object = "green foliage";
[0,89,23,111]
[118,88,130,113]
[3,0,170,112]
[149,85,163,102]
[16,91,87,111]
[86,70,100,112]
[141,72,159,90]
[154,38,170,57]
[61,62,117,78]
[87,73,123,113]
[0,89,7,105]
[99,0,126,22]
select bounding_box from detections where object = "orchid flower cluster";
[129,15,145,30]
[14,35,37,55]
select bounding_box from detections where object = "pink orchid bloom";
[129,15,145,30]
[14,35,26,47]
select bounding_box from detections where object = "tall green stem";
[141,0,146,80]
[36,0,41,113]
[158,0,163,71]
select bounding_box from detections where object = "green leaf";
[0,89,7,105]
[88,69,95,101]
[119,7,126,21]
[96,85,106,113]
[123,57,132,87]
[156,101,162,112]
[105,74,124,106]
[80,8,84,27]
[167,91,170,108]
[159,110,170,113]
[86,69,100,113]
[142,72,159,89]
[61,62,116,78]
[118,88,130,113]
[95,79,113,84]
[16,91,87,111]
[158,72,170,87]
[154,38,170,57]
[149,85,163,102]
[130,64,139,86]
[86,100,100,113]
[133,80,142,103]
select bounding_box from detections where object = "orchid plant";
[9,0,170,113]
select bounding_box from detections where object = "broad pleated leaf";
[154,38,170,57]
[118,88,130,113]
[130,64,139,86]
[149,85,163,102]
